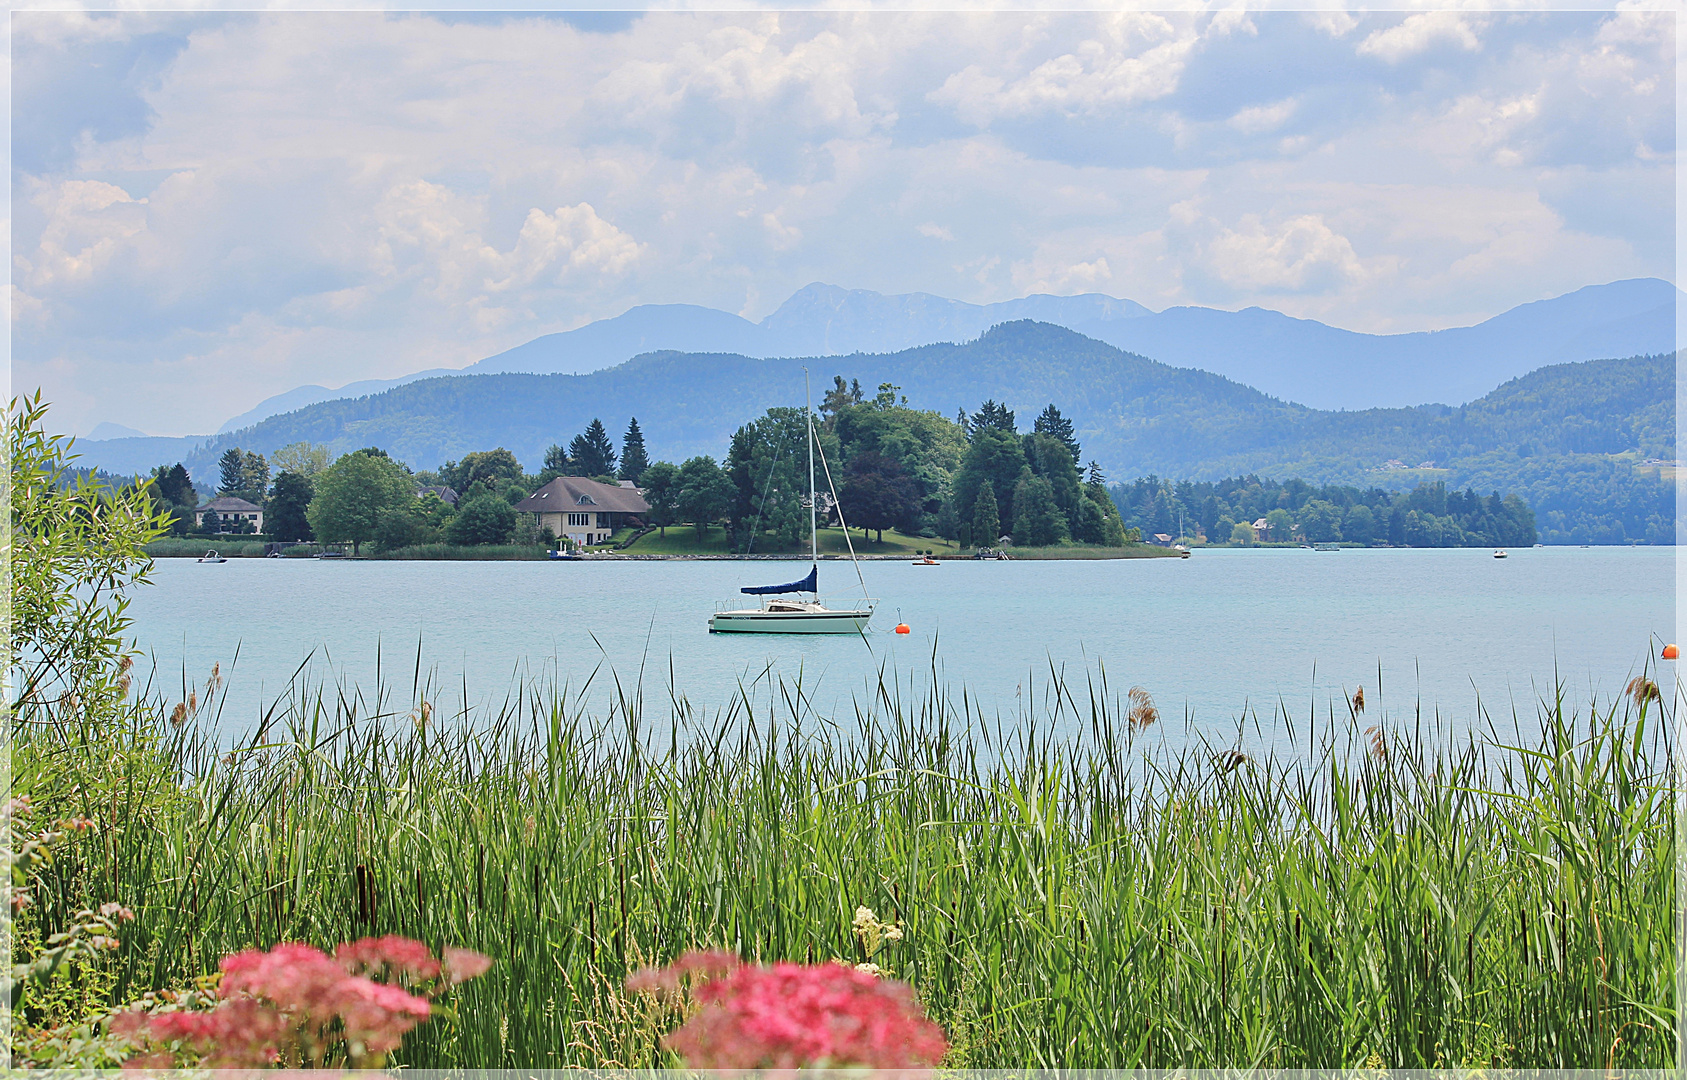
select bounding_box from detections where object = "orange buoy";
[1663,643,1679,660]
[894,623,911,635]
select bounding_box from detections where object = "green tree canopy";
[619,417,649,481]
[675,455,734,539]
[266,471,315,542]
[306,450,415,554]
[1034,404,1081,465]
[218,448,245,495]
[972,481,1000,548]
[568,419,617,479]
[953,427,1026,534]
[638,461,682,537]
[441,448,523,494]
[271,441,330,477]
[446,492,515,546]
[1012,466,1070,546]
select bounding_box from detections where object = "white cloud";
[1228,98,1297,135]
[928,13,1198,125]
[1357,12,1485,64]
[7,10,1674,435]
[1204,213,1366,294]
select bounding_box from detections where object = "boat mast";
[806,368,818,583]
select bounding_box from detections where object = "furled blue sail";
[741,565,817,595]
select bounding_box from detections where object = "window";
[568,513,590,526]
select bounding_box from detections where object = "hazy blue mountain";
[87,421,149,440]
[198,278,1677,433]
[70,434,212,478]
[107,323,1669,517]
[217,368,460,433]
[1075,278,1677,410]
[465,303,763,375]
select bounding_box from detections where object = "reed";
[14,656,1676,1069]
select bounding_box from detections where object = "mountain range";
[194,277,1680,437]
[78,319,1673,510]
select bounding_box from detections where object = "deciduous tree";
[306,450,415,555]
[639,462,681,537]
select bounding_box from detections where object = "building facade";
[197,496,265,533]
[514,477,650,548]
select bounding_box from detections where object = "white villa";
[515,477,650,548]
[197,496,264,533]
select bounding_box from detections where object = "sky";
[9,4,1677,437]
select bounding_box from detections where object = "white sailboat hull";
[709,607,873,634]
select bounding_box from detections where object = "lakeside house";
[515,476,649,547]
[418,484,459,506]
[1251,517,1271,542]
[196,496,264,534]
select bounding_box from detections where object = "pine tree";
[619,418,649,481]
[1034,404,1081,465]
[969,400,1016,435]
[543,444,569,476]
[241,450,270,498]
[568,419,618,478]
[218,449,246,495]
[972,483,1000,548]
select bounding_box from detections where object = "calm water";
[126,547,1676,755]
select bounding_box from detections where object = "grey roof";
[515,476,649,515]
[418,485,459,505]
[199,496,262,512]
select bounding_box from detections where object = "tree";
[619,418,649,481]
[1266,508,1294,542]
[675,456,735,539]
[838,452,919,543]
[10,394,170,718]
[568,420,617,479]
[727,408,813,551]
[972,482,1000,548]
[218,448,246,495]
[241,451,270,500]
[1231,521,1255,546]
[446,492,515,546]
[266,471,315,541]
[934,496,959,544]
[148,463,198,535]
[542,444,569,477]
[639,462,682,537]
[1299,499,1343,543]
[820,375,859,421]
[1012,466,1069,546]
[441,448,522,495]
[969,400,1016,434]
[1025,432,1081,529]
[1034,405,1081,465]
[1342,503,1376,545]
[306,450,415,555]
[952,427,1026,533]
[272,441,330,478]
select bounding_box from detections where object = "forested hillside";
[150,322,1675,544]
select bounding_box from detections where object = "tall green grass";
[14,657,1675,1068]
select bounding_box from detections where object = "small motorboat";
[912,556,939,565]
[1494,549,1508,559]
[548,550,582,561]
[196,550,227,563]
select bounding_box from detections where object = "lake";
[125,546,1676,756]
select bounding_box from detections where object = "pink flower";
[335,935,442,983]
[628,955,948,1069]
[441,946,494,985]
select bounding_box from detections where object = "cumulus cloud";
[1204,214,1367,294]
[1357,12,1486,64]
[928,13,1199,125]
[7,9,1674,435]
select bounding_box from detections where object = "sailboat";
[708,373,878,634]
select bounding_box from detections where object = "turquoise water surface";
[125,546,1676,755]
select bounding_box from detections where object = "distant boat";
[913,556,939,565]
[314,551,346,560]
[1313,542,1340,551]
[548,550,582,561]
[710,372,877,635]
[196,550,227,563]
[1494,549,1508,559]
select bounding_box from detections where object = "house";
[1151,533,1174,546]
[197,496,264,534]
[418,485,459,506]
[1251,517,1271,542]
[515,476,649,547]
